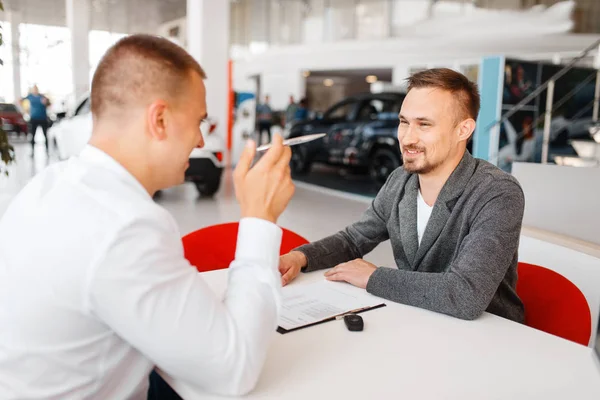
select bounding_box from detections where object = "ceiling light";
[366,75,378,83]
[323,79,334,87]
[302,70,311,78]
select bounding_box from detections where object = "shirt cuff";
[235,217,282,270]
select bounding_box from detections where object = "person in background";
[0,34,294,400]
[279,68,525,323]
[509,65,533,103]
[256,94,273,144]
[514,116,536,163]
[21,85,51,155]
[294,98,309,121]
[284,95,298,126]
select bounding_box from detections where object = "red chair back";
[182,222,309,273]
[516,262,592,346]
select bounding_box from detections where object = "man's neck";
[89,130,157,196]
[418,151,465,206]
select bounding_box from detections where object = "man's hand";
[324,259,377,289]
[279,251,307,286]
[233,135,294,224]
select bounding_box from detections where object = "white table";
[163,269,600,399]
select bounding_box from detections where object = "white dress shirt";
[0,145,282,399]
[417,190,433,246]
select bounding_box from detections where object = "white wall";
[512,162,600,246]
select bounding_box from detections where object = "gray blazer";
[297,152,525,323]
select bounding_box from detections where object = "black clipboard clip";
[276,303,386,334]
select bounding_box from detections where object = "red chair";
[516,262,592,346]
[182,222,309,273]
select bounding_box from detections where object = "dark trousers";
[30,119,49,152]
[257,121,272,144]
[147,370,183,400]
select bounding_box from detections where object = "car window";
[357,98,403,121]
[0,103,18,113]
[75,98,91,116]
[324,101,357,120]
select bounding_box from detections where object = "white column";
[187,0,230,145]
[8,11,22,102]
[66,0,91,100]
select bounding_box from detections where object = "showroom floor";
[0,138,393,267]
[293,165,383,197]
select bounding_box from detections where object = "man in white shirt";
[0,34,294,399]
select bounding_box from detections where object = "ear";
[147,100,168,141]
[457,118,476,143]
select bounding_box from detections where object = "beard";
[402,149,444,175]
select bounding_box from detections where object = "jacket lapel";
[398,174,419,266]
[412,152,478,268]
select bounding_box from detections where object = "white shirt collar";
[78,145,151,200]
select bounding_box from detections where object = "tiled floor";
[0,139,394,266]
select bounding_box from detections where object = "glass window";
[325,101,357,120]
[230,0,251,47]
[302,0,326,44]
[326,0,356,41]
[0,104,18,113]
[356,99,400,120]
[356,0,390,40]
[390,0,430,37]
[270,0,303,45]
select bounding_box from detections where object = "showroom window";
[356,0,390,40]
[302,0,326,44]
[270,0,304,45]
[325,0,357,41]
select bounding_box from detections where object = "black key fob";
[344,313,364,332]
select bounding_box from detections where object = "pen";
[256,133,326,152]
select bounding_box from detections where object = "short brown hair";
[91,34,206,118]
[407,68,480,122]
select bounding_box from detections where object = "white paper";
[278,280,385,330]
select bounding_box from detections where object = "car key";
[343,313,364,332]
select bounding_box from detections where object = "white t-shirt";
[0,145,282,399]
[417,190,434,246]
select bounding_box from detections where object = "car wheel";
[369,148,400,184]
[290,145,312,174]
[194,176,221,197]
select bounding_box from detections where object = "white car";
[48,95,224,196]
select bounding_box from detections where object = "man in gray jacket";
[279,68,525,323]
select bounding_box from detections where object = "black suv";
[288,92,405,184]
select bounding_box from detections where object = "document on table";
[277,280,385,332]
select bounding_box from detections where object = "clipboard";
[276,303,386,334]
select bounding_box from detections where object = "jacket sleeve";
[366,179,525,320]
[295,169,400,272]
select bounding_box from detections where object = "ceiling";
[2,0,187,33]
